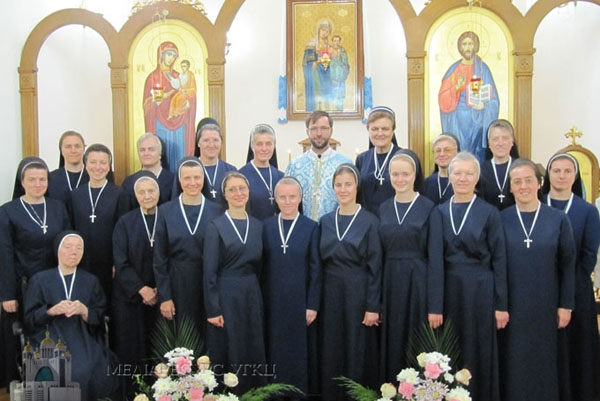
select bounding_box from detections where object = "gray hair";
[198,123,223,140]
[250,124,276,145]
[487,119,515,141]
[136,133,162,153]
[448,151,480,178]
[274,176,303,197]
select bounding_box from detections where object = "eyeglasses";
[308,126,331,133]
[226,185,249,194]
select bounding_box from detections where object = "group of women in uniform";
[0,108,598,401]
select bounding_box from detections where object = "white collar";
[308,147,334,161]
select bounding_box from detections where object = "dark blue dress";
[47,168,89,204]
[170,159,236,205]
[112,209,159,367]
[547,195,600,401]
[153,197,222,334]
[428,196,507,401]
[239,162,284,220]
[356,147,397,215]
[319,208,382,401]
[70,183,130,299]
[203,213,267,395]
[262,214,321,397]
[24,268,119,400]
[499,204,575,401]
[378,195,434,382]
[479,159,515,210]
[422,172,454,205]
[121,168,175,208]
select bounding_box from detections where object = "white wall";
[531,2,600,166]
[224,0,407,169]
[1,0,598,202]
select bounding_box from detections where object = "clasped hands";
[47,300,88,320]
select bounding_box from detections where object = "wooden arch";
[387,0,600,166]
[18,0,245,181]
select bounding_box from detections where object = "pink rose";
[175,356,192,375]
[189,387,204,401]
[424,363,442,379]
[398,382,414,399]
[449,398,460,401]
[158,395,172,401]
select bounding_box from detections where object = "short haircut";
[136,133,162,153]
[305,110,333,129]
[448,151,480,178]
[250,124,276,145]
[509,158,542,184]
[59,130,85,148]
[197,123,223,140]
[487,119,515,141]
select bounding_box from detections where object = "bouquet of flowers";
[389,351,471,401]
[135,347,299,401]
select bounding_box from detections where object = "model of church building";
[11,331,81,401]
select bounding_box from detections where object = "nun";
[171,119,236,204]
[355,106,399,215]
[47,130,89,204]
[203,171,267,395]
[479,119,520,210]
[153,157,222,334]
[121,133,174,207]
[24,231,119,400]
[499,158,576,401]
[378,150,435,382]
[543,153,600,401]
[0,157,70,387]
[261,176,321,397]
[319,163,382,401]
[112,172,161,394]
[421,133,460,205]
[239,124,284,220]
[428,151,508,401]
[69,144,130,299]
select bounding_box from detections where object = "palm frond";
[239,383,302,401]
[406,319,461,370]
[150,316,203,361]
[334,376,379,401]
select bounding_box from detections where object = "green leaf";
[239,383,302,401]
[149,316,204,361]
[334,376,379,401]
[406,318,461,370]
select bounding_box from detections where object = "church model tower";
[11,331,81,401]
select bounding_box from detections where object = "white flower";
[397,367,420,384]
[376,398,393,401]
[197,355,211,370]
[446,386,471,401]
[444,373,455,383]
[151,377,173,395]
[380,383,397,398]
[164,347,194,364]
[223,372,239,388]
[195,370,218,391]
[218,395,239,401]
[133,394,149,401]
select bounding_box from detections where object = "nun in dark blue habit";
[378,150,435,382]
[112,171,161,395]
[498,158,576,401]
[24,231,119,400]
[239,124,284,220]
[355,106,399,215]
[171,119,236,204]
[421,133,460,205]
[261,176,321,398]
[47,131,90,204]
[543,153,600,401]
[319,163,382,401]
[69,144,130,300]
[428,151,508,401]
[204,171,267,395]
[121,133,174,208]
[479,119,520,210]
[154,157,222,336]
[0,157,70,387]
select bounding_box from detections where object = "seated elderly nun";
[24,231,119,400]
